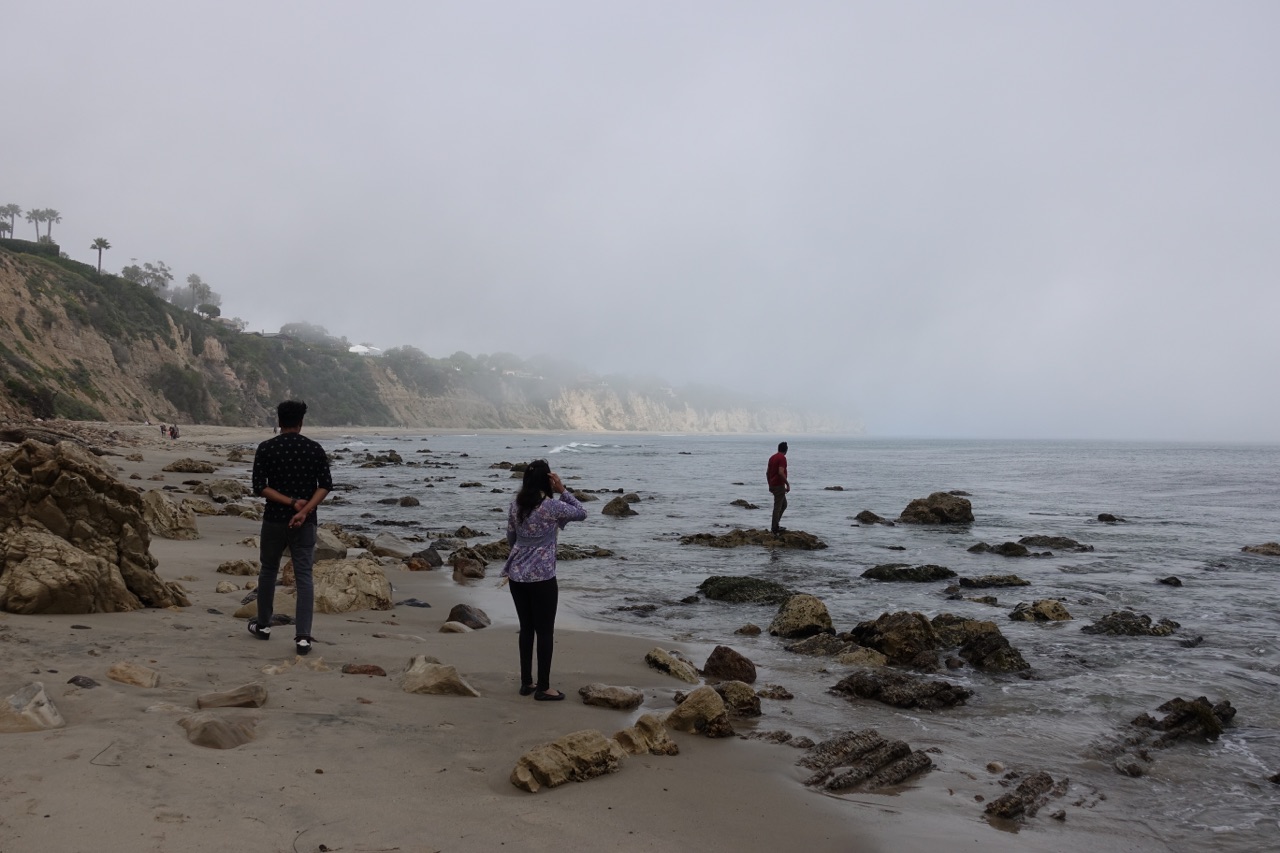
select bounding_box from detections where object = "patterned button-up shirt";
[252,432,333,524]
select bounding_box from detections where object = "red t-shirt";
[766,452,788,490]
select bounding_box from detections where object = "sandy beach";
[0,422,1172,853]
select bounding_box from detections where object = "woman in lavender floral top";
[502,459,587,700]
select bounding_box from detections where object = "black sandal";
[519,684,536,696]
[248,620,271,640]
[534,688,565,701]
[295,635,313,656]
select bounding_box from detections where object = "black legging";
[509,577,558,691]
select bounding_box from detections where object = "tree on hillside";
[91,237,111,273]
[24,208,44,240]
[0,220,10,238]
[121,260,175,295]
[42,209,61,240]
[198,303,221,319]
[1,204,19,236]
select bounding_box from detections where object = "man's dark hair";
[778,441,788,453]
[277,400,308,429]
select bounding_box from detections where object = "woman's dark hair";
[515,459,553,524]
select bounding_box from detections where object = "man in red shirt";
[766,441,789,535]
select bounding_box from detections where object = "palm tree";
[0,220,11,239]
[42,209,61,240]
[25,209,44,240]
[91,237,111,273]
[1,204,20,236]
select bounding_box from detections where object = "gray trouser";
[770,486,788,532]
[258,521,317,637]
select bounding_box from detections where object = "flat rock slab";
[579,683,645,710]
[681,529,827,550]
[197,683,268,709]
[511,729,626,793]
[178,712,258,749]
[799,729,934,792]
[831,669,972,710]
[107,661,160,688]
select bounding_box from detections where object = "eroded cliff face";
[0,250,852,433]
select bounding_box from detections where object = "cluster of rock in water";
[3,431,1275,816]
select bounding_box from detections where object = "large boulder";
[510,729,626,793]
[141,489,201,540]
[400,655,481,696]
[314,557,393,613]
[769,594,834,639]
[446,603,491,629]
[369,532,413,559]
[313,527,348,562]
[861,564,956,582]
[0,441,188,614]
[898,492,974,525]
[602,496,638,517]
[162,458,217,474]
[701,645,757,684]
[193,478,247,503]
[1010,600,1073,622]
[697,575,794,605]
[848,612,941,665]
[665,685,734,737]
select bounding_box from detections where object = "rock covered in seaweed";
[681,529,827,550]
[898,492,974,525]
[697,575,794,605]
[830,669,973,710]
[1081,611,1179,636]
[861,563,956,582]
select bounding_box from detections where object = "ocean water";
[317,432,1280,850]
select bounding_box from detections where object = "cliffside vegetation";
[0,240,847,432]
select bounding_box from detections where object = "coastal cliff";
[0,248,850,433]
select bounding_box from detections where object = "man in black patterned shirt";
[249,400,332,655]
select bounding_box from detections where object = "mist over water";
[314,431,1280,851]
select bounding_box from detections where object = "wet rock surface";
[956,574,1030,589]
[1081,611,1179,636]
[602,496,637,517]
[861,563,956,582]
[1242,542,1280,557]
[898,492,974,525]
[701,645,757,683]
[798,729,934,792]
[1009,599,1073,622]
[1019,535,1093,552]
[984,771,1067,820]
[681,529,827,550]
[853,510,894,526]
[769,593,834,638]
[697,575,794,605]
[830,669,973,709]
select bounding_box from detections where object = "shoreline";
[0,423,1172,852]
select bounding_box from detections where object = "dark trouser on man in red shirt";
[770,486,788,534]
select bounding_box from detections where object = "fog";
[5,1,1278,440]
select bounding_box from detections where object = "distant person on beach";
[767,441,790,534]
[249,400,333,656]
[500,459,587,700]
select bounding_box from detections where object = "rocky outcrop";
[711,681,761,718]
[193,478,247,503]
[1081,611,1179,637]
[861,563,956,582]
[967,541,1035,557]
[446,603,490,629]
[141,489,202,540]
[1010,600,1072,622]
[510,729,627,793]
[799,730,933,792]
[314,557,393,613]
[848,612,940,665]
[162,458,218,474]
[0,440,189,614]
[830,669,973,710]
[644,648,700,683]
[898,492,973,525]
[400,655,481,697]
[1242,542,1280,557]
[956,574,1030,589]
[769,594,833,639]
[701,645,757,684]
[602,496,637,517]
[579,684,645,711]
[1110,696,1237,777]
[613,713,679,756]
[196,683,268,709]
[681,529,827,550]
[665,685,734,737]
[697,575,794,605]
[1019,535,1093,552]
[984,771,1065,820]
[178,712,258,749]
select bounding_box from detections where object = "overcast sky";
[5,1,1278,440]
